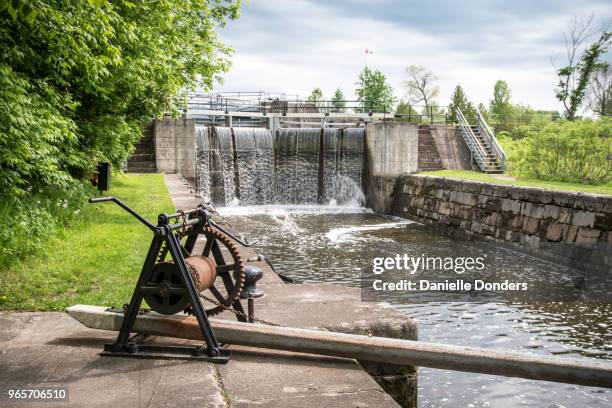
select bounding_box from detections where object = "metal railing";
[455,108,490,171]
[476,106,506,171]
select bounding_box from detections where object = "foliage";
[395,99,419,122]
[588,62,612,116]
[0,174,174,310]
[331,88,346,112]
[0,0,239,199]
[504,118,612,184]
[448,84,476,123]
[403,65,439,109]
[307,87,324,108]
[355,67,396,112]
[554,17,611,120]
[489,80,514,133]
[0,181,90,269]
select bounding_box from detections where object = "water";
[217,205,611,407]
[195,126,610,406]
[195,126,365,206]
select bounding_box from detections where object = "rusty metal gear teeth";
[203,226,246,316]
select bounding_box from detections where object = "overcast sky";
[214,0,611,111]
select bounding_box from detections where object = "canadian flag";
[365,48,373,54]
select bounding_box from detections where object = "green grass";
[0,173,174,311]
[419,170,612,196]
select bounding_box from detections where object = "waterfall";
[275,128,321,204]
[195,126,365,206]
[233,128,275,205]
[195,126,211,201]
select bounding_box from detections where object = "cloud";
[214,0,612,110]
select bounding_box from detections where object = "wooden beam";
[66,305,612,389]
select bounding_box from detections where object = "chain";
[198,293,282,327]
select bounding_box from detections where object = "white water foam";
[217,204,373,217]
[326,220,416,243]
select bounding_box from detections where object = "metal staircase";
[455,107,506,174]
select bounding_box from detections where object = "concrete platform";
[0,173,418,407]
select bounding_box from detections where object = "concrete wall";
[364,123,472,210]
[389,174,612,273]
[154,118,196,183]
[364,123,419,211]
[429,125,473,170]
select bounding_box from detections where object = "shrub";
[505,118,612,184]
[0,182,91,269]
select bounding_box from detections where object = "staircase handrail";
[476,105,506,171]
[455,108,489,170]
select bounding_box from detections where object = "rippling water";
[218,205,611,407]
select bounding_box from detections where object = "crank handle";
[88,196,157,232]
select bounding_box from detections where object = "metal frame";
[89,197,231,363]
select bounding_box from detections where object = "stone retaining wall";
[390,174,612,273]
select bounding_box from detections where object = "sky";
[214,0,611,111]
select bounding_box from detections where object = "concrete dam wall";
[153,119,472,207]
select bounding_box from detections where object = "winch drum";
[144,256,217,315]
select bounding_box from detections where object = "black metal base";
[102,343,231,363]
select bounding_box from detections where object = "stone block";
[507,214,524,231]
[545,223,567,242]
[565,226,578,243]
[520,202,533,216]
[529,204,545,219]
[552,191,580,207]
[594,213,612,230]
[543,205,559,220]
[522,217,539,235]
[576,228,601,246]
[571,211,595,228]
[501,199,521,214]
[558,207,572,224]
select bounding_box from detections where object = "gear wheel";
[195,226,246,316]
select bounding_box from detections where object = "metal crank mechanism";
[88,197,254,363]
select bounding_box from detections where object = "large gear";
[193,226,246,316]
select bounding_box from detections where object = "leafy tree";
[355,67,395,112]
[307,87,324,109]
[0,0,240,197]
[403,65,439,110]
[448,85,476,123]
[554,17,611,120]
[331,88,346,112]
[395,100,419,122]
[477,103,490,122]
[587,62,612,116]
[489,80,514,133]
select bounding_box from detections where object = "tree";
[489,80,514,133]
[588,62,612,116]
[355,67,395,112]
[477,103,490,123]
[403,65,439,110]
[448,85,476,123]
[307,87,324,109]
[0,0,240,196]
[395,100,419,122]
[554,16,611,120]
[331,88,346,112]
